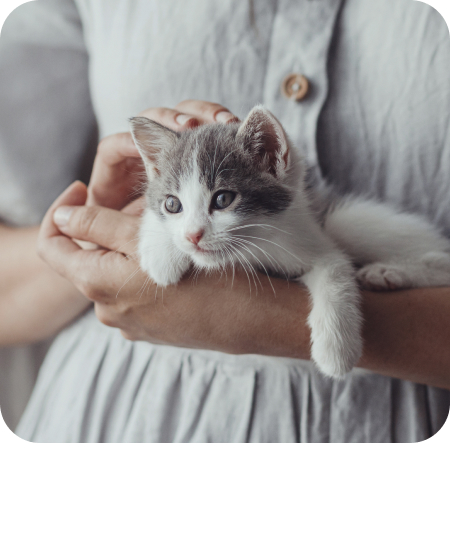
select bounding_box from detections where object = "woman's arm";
[359,288,450,388]
[0,223,89,346]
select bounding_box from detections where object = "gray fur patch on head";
[131,115,295,217]
[193,123,293,214]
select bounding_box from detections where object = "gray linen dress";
[1,0,449,442]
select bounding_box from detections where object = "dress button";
[281,73,309,101]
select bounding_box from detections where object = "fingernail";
[54,206,75,227]
[176,114,197,126]
[215,111,238,123]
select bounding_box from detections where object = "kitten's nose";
[186,230,204,246]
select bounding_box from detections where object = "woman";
[1,0,449,442]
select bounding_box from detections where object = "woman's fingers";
[139,102,239,131]
[174,100,240,123]
[38,181,89,278]
[53,204,140,258]
[138,106,201,131]
[95,131,140,168]
[39,181,87,247]
[87,132,143,209]
[122,196,146,216]
[38,181,145,303]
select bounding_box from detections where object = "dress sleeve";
[0,0,97,226]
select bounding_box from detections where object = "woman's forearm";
[157,271,450,389]
[358,287,450,389]
[240,279,450,389]
[0,224,90,346]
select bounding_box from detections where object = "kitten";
[130,106,450,378]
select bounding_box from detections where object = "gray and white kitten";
[130,106,450,379]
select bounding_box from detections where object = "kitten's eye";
[212,191,236,210]
[165,195,182,214]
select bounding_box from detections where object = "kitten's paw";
[139,254,190,288]
[311,332,362,379]
[145,269,182,288]
[356,263,409,291]
[304,258,363,379]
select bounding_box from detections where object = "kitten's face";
[131,106,299,269]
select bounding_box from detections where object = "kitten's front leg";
[138,211,190,287]
[300,253,363,378]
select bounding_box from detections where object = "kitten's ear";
[129,117,178,182]
[236,106,290,178]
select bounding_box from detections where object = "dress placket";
[262,0,343,182]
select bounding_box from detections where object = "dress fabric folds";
[17,310,449,443]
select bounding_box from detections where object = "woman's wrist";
[199,272,312,359]
[0,223,89,346]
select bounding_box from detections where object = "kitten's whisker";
[227,243,253,295]
[228,236,289,281]
[221,244,236,288]
[188,266,197,283]
[190,265,202,285]
[137,278,147,299]
[229,223,292,236]
[167,164,179,183]
[215,147,242,176]
[232,234,303,264]
[228,238,276,296]
[223,242,250,291]
[218,249,228,282]
[241,254,261,293]
[216,168,236,180]
[229,243,261,294]
[230,240,268,294]
[205,149,213,185]
[231,254,236,289]
[116,267,141,299]
[112,237,141,257]
[137,275,152,302]
[212,133,220,180]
